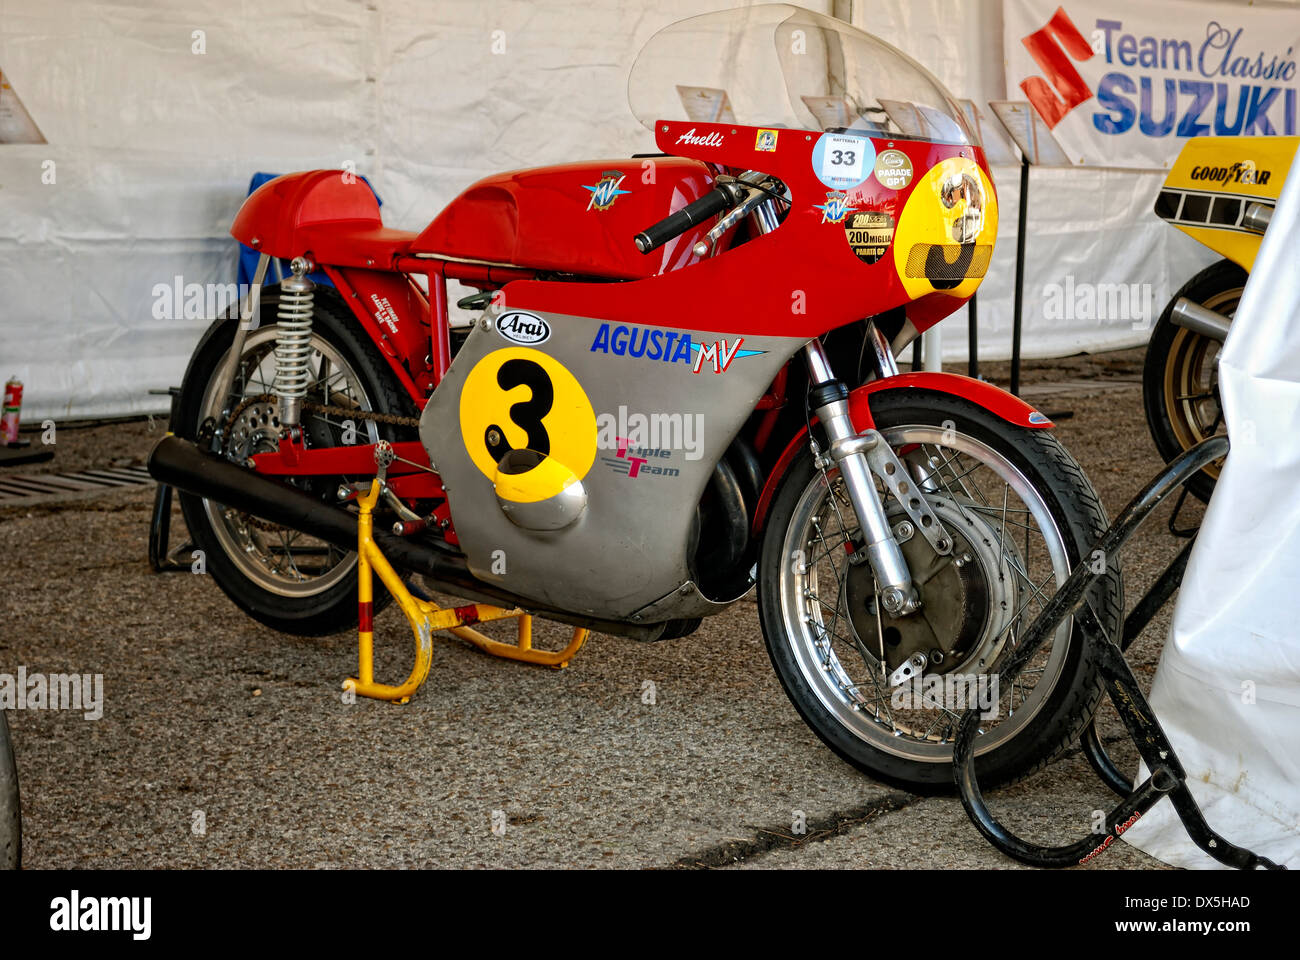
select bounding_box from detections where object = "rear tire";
[758,389,1121,792]
[176,288,419,637]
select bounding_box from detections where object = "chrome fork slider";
[804,340,920,617]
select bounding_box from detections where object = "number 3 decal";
[459,347,598,503]
[484,358,553,463]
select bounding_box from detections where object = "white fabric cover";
[1122,139,1300,869]
[0,0,1280,419]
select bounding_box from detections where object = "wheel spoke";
[776,419,1077,758]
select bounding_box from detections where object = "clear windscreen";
[628,4,976,146]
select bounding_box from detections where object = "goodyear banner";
[1003,0,1300,170]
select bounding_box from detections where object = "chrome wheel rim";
[1163,287,1239,480]
[199,326,380,598]
[776,424,1073,763]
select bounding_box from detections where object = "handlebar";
[633,181,748,254]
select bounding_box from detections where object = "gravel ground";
[0,347,1206,869]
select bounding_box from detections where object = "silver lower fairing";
[420,304,802,622]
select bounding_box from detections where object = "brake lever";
[692,174,784,256]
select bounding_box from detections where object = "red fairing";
[499,120,993,338]
[230,170,417,268]
[411,158,719,280]
[751,374,1053,535]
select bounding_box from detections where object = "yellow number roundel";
[458,347,598,503]
[893,156,999,301]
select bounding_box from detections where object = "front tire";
[0,709,19,869]
[758,389,1122,792]
[1142,258,1244,503]
[176,288,419,637]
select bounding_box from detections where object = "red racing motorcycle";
[151,4,1120,790]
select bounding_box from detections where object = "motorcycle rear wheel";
[758,389,1122,792]
[176,287,419,637]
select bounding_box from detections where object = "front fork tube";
[803,340,919,617]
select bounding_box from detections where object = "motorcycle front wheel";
[758,389,1122,792]
[1142,257,1244,504]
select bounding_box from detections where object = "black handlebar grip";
[634,184,739,254]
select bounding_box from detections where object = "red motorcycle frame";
[228,119,1048,546]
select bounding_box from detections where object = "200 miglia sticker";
[589,322,764,374]
[458,348,597,503]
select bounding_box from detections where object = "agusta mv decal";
[590,322,765,374]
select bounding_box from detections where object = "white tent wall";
[0,0,1284,421]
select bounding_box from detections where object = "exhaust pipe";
[146,435,663,640]
[1170,298,1232,343]
[149,435,491,590]
[1242,201,1272,235]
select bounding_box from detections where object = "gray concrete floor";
[0,347,1201,868]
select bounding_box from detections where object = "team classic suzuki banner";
[1003,0,1300,170]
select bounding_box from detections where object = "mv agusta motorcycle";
[151,5,1122,790]
[1144,134,1295,503]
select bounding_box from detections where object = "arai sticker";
[843,211,896,264]
[459,348,597,504]
[754,128,779,152]
[811,132,875,190]
[495,310,551,345]
[874,149,914,190]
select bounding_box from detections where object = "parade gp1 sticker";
[459,348,597,503]
[812,132,875,190]
[843,211,896,264]
[893,156,998,300]
[874,149,914,190]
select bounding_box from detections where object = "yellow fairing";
[493,456,580,504]
[893,157,999,301]
[1159,136,1296,270]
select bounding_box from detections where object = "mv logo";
[583,170,630,212]
[1019,7,1094,128]
[692,338,746,374]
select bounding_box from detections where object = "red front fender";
[751,372,1052,536]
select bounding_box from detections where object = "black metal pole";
[1010,155,1029,396]
[967,293,979,379]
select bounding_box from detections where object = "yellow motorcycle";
[1144,135,1296,501]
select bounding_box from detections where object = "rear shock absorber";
[274,256,315,428]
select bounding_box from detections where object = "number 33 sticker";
[459,348,598,503]
[812,133,875,190]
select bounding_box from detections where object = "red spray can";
[2,377,23,444]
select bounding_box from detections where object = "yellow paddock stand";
[344,479,589,703]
